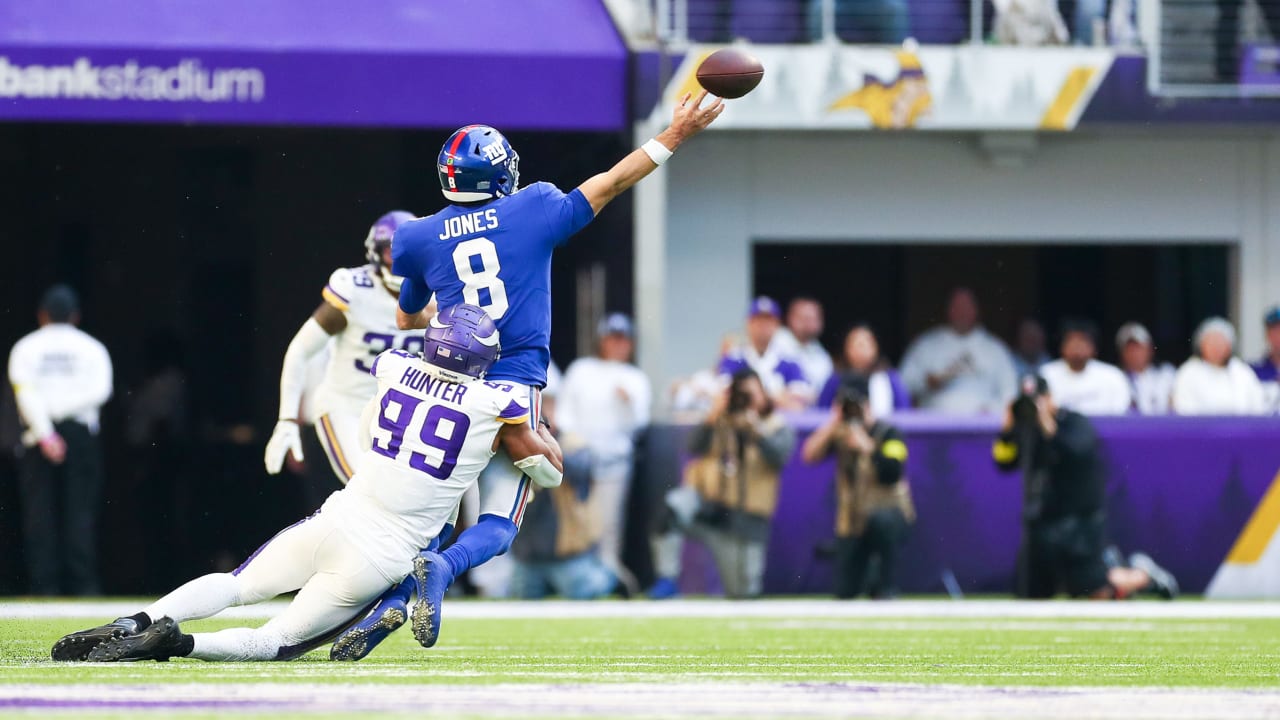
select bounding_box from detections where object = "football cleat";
[410,552,452,648]
[87,617,184,662]
[52,617,141,661]
[1129,552,1180,600]
[330,600,407,662]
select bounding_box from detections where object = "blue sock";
[440,515,517,579]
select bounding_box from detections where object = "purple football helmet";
[364,210,416,292]
[422,304,502,382]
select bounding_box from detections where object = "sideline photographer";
[994,375,1178,600]
[802,376,915,599]
[648,368,796,599]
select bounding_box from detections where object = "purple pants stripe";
[231,509,319,576]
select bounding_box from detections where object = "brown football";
[695,48,764,99]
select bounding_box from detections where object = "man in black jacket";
[994,375,1178,600]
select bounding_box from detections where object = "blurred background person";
[649,369,796,599]
[901,287,1018,414]
[1250,306,1280,414]
[7,285,113,596]
[817,324,911,418]
[509,446,617,600]
[1011,319,1050,380]
[808,0,910,43]
[719,297,813,410]
[1173,317,1266,416]
[802,376,915,599]
[1116,322,1175,415]
[993,376,1178,600]
[1040,318,1131,415]
[557,313,651,592]
[670,334,736,422]
[771,297,833,389]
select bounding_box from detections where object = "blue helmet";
[438,125,520,203]
[423,304,502,382]
[364,210,415,292]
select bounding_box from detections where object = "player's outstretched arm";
[577,90,724,215]
[264,303,345,474]
[498,421,565,489]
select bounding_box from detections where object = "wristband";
[641,139,673,166]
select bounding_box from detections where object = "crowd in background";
[5,281,1280,601]
[671,288,1280,420]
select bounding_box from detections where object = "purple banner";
[657,414,1280,595]
[0,1,626,130]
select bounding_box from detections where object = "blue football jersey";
[392,182,595,387]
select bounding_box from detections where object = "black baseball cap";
[1266,305,1280,327]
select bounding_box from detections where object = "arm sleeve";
[1171,364,1196,414]
[8,343,53,439]
[398,274,431,315]
[874,426,907,485]
[631,372,653,429]
[277,318,332,420]
[536,182,595,247]
[757,420,796,469]
[322,268,355,313]
[391,230,432,314]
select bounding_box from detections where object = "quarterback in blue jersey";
[330,91,724,659]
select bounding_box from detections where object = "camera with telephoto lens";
[1011,374,1050,430]
[836,373,872,425]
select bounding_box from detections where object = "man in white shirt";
[1040,319,1131,415]
[557,314,652,589]
[771,297,833,388]
[1173,317,1266,415]
[1115,322,1175,415]
[900,288,1018,414]
[7,285,113,595]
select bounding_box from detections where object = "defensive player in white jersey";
[264,210,430,485]
[52,304,562,663]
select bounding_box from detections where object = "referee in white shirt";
[7,285,113,595]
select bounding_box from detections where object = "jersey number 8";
[371,389,471,480]
[452,238,509,320]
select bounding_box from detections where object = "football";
[695,48,764,99]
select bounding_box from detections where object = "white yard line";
[2,682,1277,719]
[4,598,1280,621]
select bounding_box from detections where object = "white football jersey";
[327,349,531,580]
[316,264,422,414]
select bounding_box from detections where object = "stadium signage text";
[0,57,264,103]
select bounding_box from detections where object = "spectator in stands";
[900,287,1018,414]
[1250,306,1280,414]
[719,297,813,410]
[510,450,618,600]
[772,297,833,388]
[1011,319,1050,381]
[992,0,1068,45]
[671,334,737,422]
[817,324,911,418]
[649,368,796,599]
[1172,317,1266,415]
[993,375,1178,600]
[557,313,651,591]
[807,0,909,43]
[1040,318,1131,415]
[1116,322,1175,415]
[802,375,915,599]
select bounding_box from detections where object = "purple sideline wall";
[657,415,1280,595]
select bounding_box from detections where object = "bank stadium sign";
[0,57,264,103]
[653,44,1116,132]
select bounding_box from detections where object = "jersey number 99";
[452,238,509,320]
[371,389,471,480]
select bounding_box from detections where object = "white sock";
[143,573,243,623]
[189,627,283,662]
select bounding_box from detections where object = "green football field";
[2,599,1279,718]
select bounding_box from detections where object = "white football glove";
[264,420,304,474]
